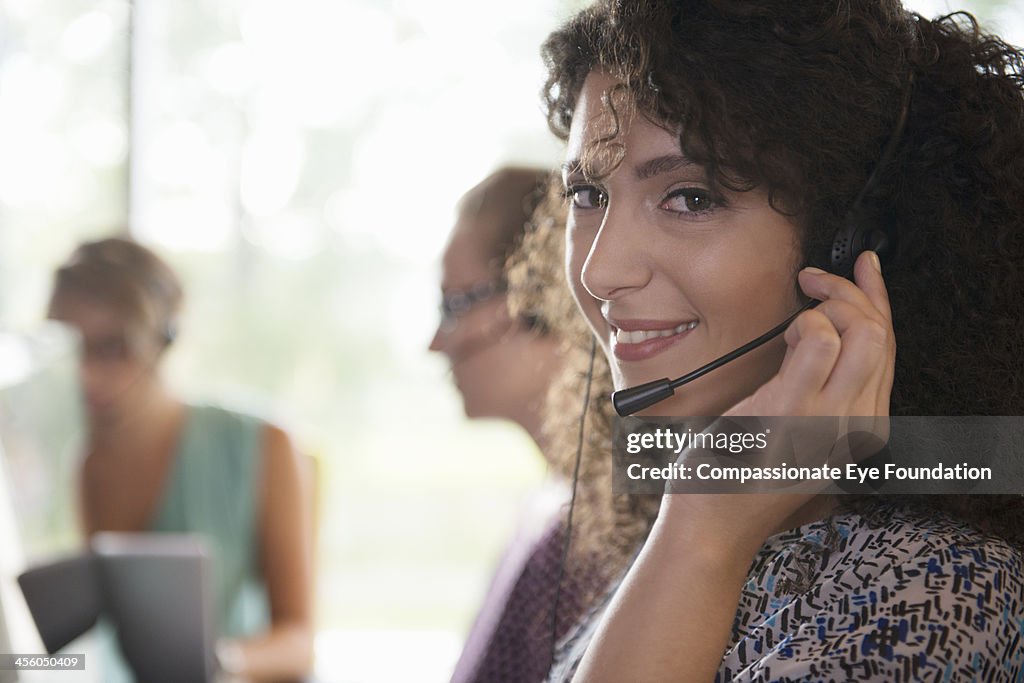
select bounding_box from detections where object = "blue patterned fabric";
[720,506,1024,681]
[548,504,1024,681]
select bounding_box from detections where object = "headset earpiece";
[521,313,550,335]
[162,319,178,346]
[830,209,896,277]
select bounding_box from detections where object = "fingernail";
[802,267,827,275]
[870,251,882,272]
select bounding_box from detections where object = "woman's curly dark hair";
[513,0,1024,565]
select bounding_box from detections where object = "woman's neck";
[517,402,551,457]
[88,383,184,457]
[512,339,563,464]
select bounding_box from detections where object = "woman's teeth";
[615,321,698,344]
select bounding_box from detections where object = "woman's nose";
[578,202,651,301]
[428,325,445,353]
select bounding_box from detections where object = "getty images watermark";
[612,416,1024,495]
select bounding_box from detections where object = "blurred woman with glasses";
[430,168,602,683]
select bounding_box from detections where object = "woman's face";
[48,293,164,420]
[429,220,558,421]
[564,70,804,416]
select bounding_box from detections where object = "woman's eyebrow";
[561,160,584,179]
[561,155,700,182]
[634,154,699,180]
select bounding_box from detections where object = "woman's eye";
[661,188,716,214]
[84,336,130,363]
[566,185,608,210]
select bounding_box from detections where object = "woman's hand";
[663,250,896,550]
[655,250,897,561]
[730,250,895,419]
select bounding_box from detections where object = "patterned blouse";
[547,504,1024,681]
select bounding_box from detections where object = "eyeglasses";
[439,280,506,329]
[81,334,132,364]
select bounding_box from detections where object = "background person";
[430,167,603,683]
[48,237,314,683]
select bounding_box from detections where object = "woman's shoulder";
[831,502,1021,577]
[185,401,267,432]
[177,402,272,470]
[845,503,1024,612]
[724,503,1024,681]
[750,502,1024,607]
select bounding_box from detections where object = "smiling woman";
[562,72,804,416]
[516,0,1024,680]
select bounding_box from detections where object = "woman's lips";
[609,319,699,362]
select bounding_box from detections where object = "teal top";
[150,403,270,638]
[98,403,271,681]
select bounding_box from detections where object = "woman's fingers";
[852,251,893,323]
[777,308,841,404]
[747,251,896,416]
[801,297,893,399]
[820,316,892,410]
[781,285,894,413]
[797,251,891,325]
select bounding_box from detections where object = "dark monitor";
[16,534,215,683]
